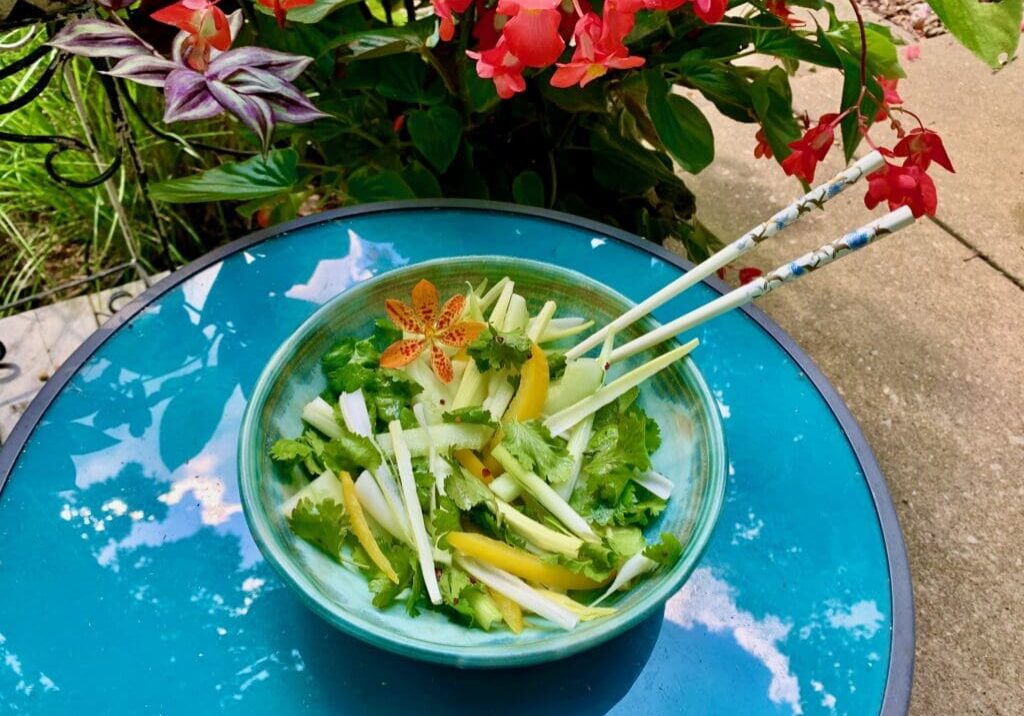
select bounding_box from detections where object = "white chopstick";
[565,151,886,360]
[608,206,916,365]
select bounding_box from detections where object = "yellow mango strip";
[340,471,399,584]
[454,448,493,484]
[505,343,549,421]
[447,531,604,591]
[488,587,524,633]
[479,342,550,479]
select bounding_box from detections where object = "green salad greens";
[270,275,697,632]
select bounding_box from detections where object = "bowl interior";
[239,256,725,667]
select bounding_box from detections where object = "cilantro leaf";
[321,329,422,432]
[270,438,312,462]
[467,325,532,372]
[370,317,402,352]
[612,483,668,527]
[438,566,495,628]
[501,420,573,485]
[605,525,646,560]
[582,409,651,501]
[544,541,618,583]
[644,532,683,568]
[354,538,420,610]
[547,351,567,380]
[445,469,494,511]
[322,420,381,474]
[288,498,349,560]
[442,407,497,427]
[412,456,434,511]
[429,495,462,549]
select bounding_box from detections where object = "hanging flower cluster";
[457,0,725,99]
[757,63,953,218]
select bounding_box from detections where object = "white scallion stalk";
[413,403,450,494]
[493,498,583,557]
[478,276,511,313]
[473,277,489,298]
[339,390,373,437]
[302,397,342,439]
[503,294,529,332]
[536,590,617,620]
[404,357,453,416]
[389,421,442,605]
[591,553,658,606]
[488,474,520,502]
[556,418,594,500]
[452,360,485,409]
[279,470,342,517]
[491,445,599,542]
[526,301,557,343]
[633,470,674,500]
[556,333,614,500]
[336,391,412,543]
[354,470,406,541]
[454,556,579,630]
[375,423,491,457]
[544,338,699,437]
[484,371,516,422]
[538,319,595,344]
[488,280,516,327]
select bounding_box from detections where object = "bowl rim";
[238,254,726,667]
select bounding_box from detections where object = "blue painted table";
[0,202,913,715]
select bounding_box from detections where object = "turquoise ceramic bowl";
[238,256,726,667]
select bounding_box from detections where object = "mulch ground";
[860,0,946,38]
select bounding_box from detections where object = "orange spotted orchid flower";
[380,279,486,383]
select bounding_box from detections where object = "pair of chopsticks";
[566,151,915,364]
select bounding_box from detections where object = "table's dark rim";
[0,199,913,715]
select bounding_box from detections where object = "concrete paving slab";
[0,311,53,443]
[34,293,98,367]
[683,89,1024,715]
[895,34,1024,283]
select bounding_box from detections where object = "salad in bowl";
[238,256,725,666]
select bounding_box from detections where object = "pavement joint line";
[928,215,1024,293]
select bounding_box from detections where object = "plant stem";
[421,48,458,97]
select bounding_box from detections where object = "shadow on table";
[294,605,663,714]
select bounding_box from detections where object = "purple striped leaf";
[207,80,276,151]
[163,69,223,124]
[207,47,312,83]
[105,55,178,88]
[48,19,151,59]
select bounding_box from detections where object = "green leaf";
[445,469,494,511]
[827,21,906,79]
[322,422,382,473]
[512,170,545,207]
[429,495,462,549]
[643,532,683,567]
[644,71,715,174]
[149,149,298,203]
[377,53,445,104]
[254,0,361,24]
[680,64,755,124]
[442,407,497,427]
[926,0,1021,67]
[407,105,463,173]
[327,19,437,59]
[402,160,443,198]
[288,498,349,560]
[270,438,313,462]
[625,10,668,43]
[461,62,500,113]
[590,125,684,193]
[539,81,608,113]
[749,67,801,162]
[466,325,532,372]
[347,167,417,202]
[501,420,573,485]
